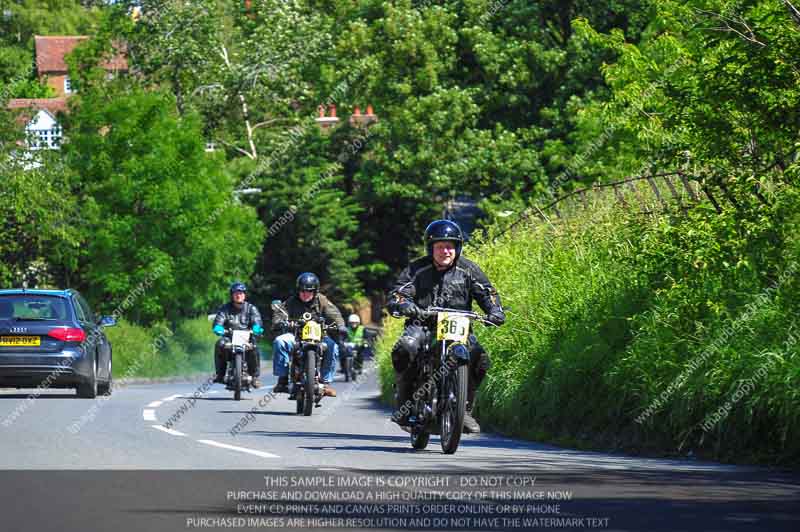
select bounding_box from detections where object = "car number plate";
[0,336,41,346]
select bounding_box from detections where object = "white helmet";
[347,314,361,326]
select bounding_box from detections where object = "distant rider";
[346,313,365,343]
[386,220,505,433]
[271,272,347,397]
[343,313,366,370]
[212,282,264,388]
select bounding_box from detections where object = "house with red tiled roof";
[7,98,69,150]
[7,36,127,151]
[34,36,128,97]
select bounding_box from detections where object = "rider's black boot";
[463,403,481,434]
[463,379,481,434]
[273,376,289,393]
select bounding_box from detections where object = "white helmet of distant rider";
[347,314,360,328]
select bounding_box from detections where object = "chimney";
[315,104,340,132]
[350,103,378,127]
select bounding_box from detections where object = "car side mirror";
[99,316,117,327]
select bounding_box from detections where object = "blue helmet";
[229,281,247,295]
[424,220,463,259]
[296,272,320,294]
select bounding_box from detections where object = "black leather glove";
[487,312,505,326]
[398,300,420,319]
[272,321,289,333]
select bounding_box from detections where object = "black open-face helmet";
[424,219,463,259]
[296,272,320,295]
[229,281,247,295]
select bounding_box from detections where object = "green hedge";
[107,317,215,379]
[378,184,800,466]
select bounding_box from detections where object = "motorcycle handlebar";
[285,320,340,331]
[421,307,495,326]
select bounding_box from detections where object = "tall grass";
[377,183,800,466]
[376,317,404,402]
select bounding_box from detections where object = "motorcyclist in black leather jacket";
[212,282,264,388]
[386,220,505,433]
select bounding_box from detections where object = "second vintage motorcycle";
[285,313,339,416]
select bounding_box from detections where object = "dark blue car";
[0,289,116,398]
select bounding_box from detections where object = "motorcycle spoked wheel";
[303,350,315,416]
[350,353,360,381]
[294,361,307,414]
[440,363,468,454]
[233,352,243,401]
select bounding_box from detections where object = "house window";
[64,77,73,94]
[29,126,62,150]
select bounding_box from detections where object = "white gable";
[24,109,62,150]
[27,109,59,131]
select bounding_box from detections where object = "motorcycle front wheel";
[440,363,468,454]
[304,350,315,416]
[233,352,243,401]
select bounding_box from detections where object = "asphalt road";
[0,362,798,532]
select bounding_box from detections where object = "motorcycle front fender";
[448,343,470,364]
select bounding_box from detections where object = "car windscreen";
[0,295,69,321]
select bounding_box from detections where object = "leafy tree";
[573,0,800,190]
[0,0,103,96]
[0,157,82,287]
[61,86,265,324]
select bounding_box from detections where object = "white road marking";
[151,425,186,437]
[163,394,182,401]
[142,409,157,421]
[147,400,163,408]
[196,440,280,459]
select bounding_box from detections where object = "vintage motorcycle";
[341,338,372,382]
[403,307,491,454]
[221,328,256,401]
[286,313,339,416]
